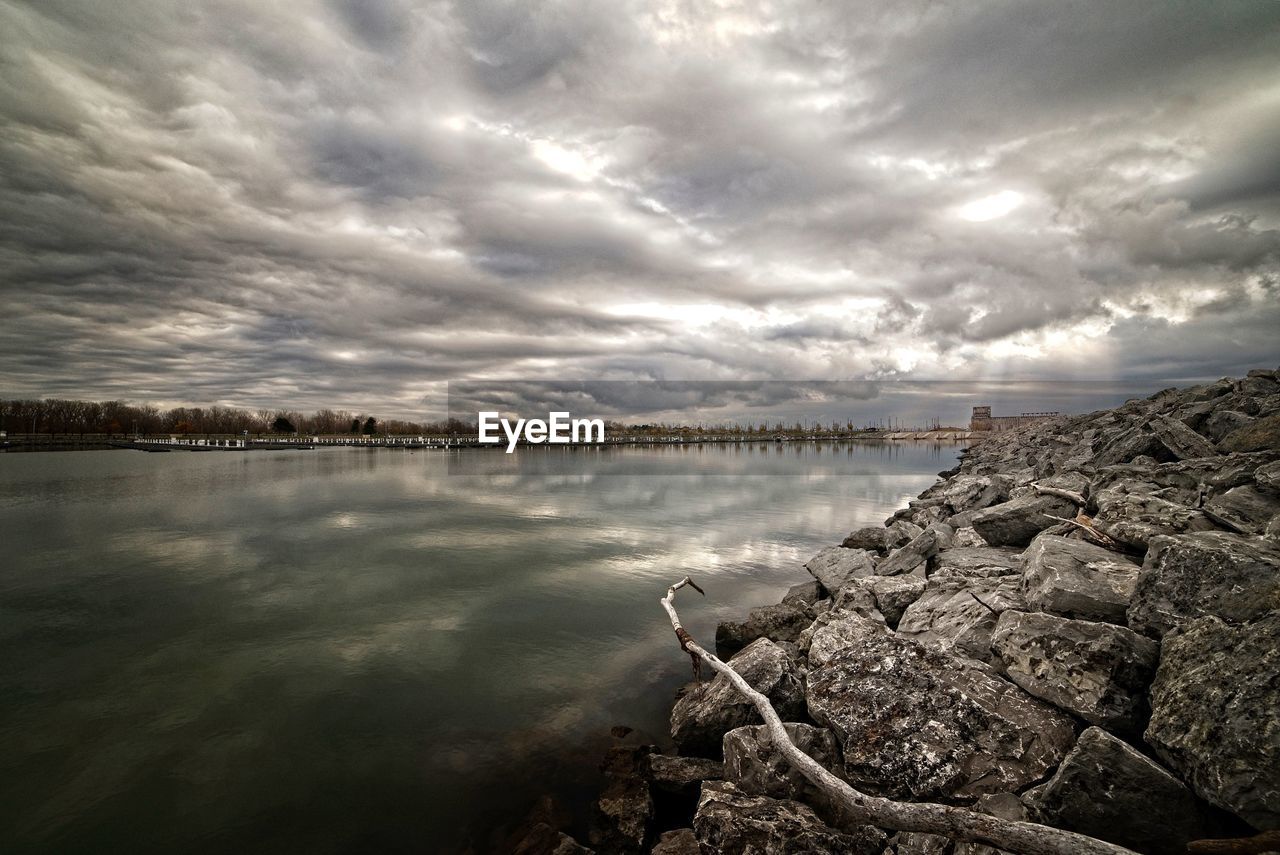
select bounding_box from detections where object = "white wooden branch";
[661,578,1139,855]
[1031,483,1087,505]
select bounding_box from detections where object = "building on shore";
[970,405,1061,432]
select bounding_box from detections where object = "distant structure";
[970,405,1061,432]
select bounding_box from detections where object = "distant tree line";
[0,398,476,437]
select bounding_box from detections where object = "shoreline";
[525,368,1280,854]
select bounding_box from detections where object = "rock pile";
[531,369,1280,854]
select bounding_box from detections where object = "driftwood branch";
[1188,831,1280,854]
[661,578,1139,855]
[1040,512,1126,551]
[1031,483,1087,506]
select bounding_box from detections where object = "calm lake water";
[0,442,957,853]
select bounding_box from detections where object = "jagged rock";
[1145,614,1280,830]
[827,585,885,622]
[671,639,805,758]
[723,722,841,805]
[805,613,1076,800]
[934,474,1011,515]
[781,579,823,606]
[805,546,876,593]
[1221,413,1280,452]
[804,608,887,666]
[970,493,1076,547]
[991,610,1158,734]
[1094,425,1164,467]
[896,575,1025,663]
[1092,488,1217,550]
[1027,727,1211,855]
[716,601,814,658]
[877,524,953,575]
[930,546,1022,578]
[692,781,885,854]
[1150,415,1219,460]
[650,828,698,855]
[1256,460,1280,493]
[647,755,723,796]
[1204,484,1280,535]
[1127,532,1280,637]
[1020,535,1139,624]
[858,573,928,627]
[1204,410,1255,442]
[952,526,989,547]
[591,744,654,854]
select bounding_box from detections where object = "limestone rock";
[862,573,928,626]
[1027,727,1211,855]
[1204,484,1280,535]
[692,781,885,855]
[781,579,823,606]
[842,526,888,552]
[804,608,886,667]
[647,755,723,796]
[649,828,698,855]
[1256,459,1280,494]
[896,575,1025,663]
[671,639,805,757]
[723,722,841,805]
[591,744,654,854]
[970,493,1076,547]
[715,601,814,658]
[1127,532,1280,637]
[1092,488,1218,551]
[877,524,953,575]
[1145,614,1280,830]
[952,526,989,547]
[1204,410,1255,442]
[805,546,876,593]
[805,613,1076,800]
[930,546,1023,578]
[1220,413,1280,452]
[1020,535,1139,624]
[1150,414,1219,460]
[991,610,1158,734]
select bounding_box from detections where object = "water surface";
[0,442,957,853]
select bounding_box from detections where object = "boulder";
[1203,484,1280,535]
[715,601,814,658]
[671,639,805,758]
[877,524,953,575]
[649,828,698,855]
[591,744,654,854]
[952,526,989,547]
[647,755,723,796]
[1203,410,1254,442]
[781,579,823,606]
[841,527,888,552]
[896,575,1025,663]
[692,781,885,855]
[970,493,1076,547]
[991,611,1158,734]
[1092,488,1218,551]
[930,546,1023,578]
[805,613,1076,800]
[861,574,928,626]
[1027,727,1211,855]
[723,722,841,805]
[886,519,926,549]
[1220,413,1280,452]
[1145,614,1280,830]
[1256,459,1280,494]
[804,608,886,667]
[1020,535,1140,624]
[1149,415,1219,460]
[1127,532,1280,637]
[805,546,875,593]
[1094,425,1164,467]
[934,474,1010,515]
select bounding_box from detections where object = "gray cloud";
[0,0,1278,423]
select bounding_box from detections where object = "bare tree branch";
[661,578,1139,855]
[1031,483,1087,505]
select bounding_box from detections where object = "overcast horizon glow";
[1,1,1278,422]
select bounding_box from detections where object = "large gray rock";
[1020,535,1140,624]
[930,546,1023,578]
[805,546,875,592]
[715,601,814,658]
[1145,614,1280,830]
[804,608,886,667]
[933,474,1011,515]
[1204,484,1280,535]
[1027,727,1211,855]
[781,579,823,606]
[991,610,1158,734]
[896,575,1025,663]
[1127,532,1280,637]
[970,493,1076,547]
[845,573,927,626]
[723,722,841,808]
[1150,414,1219,460]
[1092,488,1218,551]
[647,754,723,796]
[671,639,805,757]
[842,526,889,552]
[805,613,1076,800]
[649,828,698,855]
[692,781,885,855]
[1257,459,1280,494]
[1204,410,1255,442]
[877,524,953,575]
[591,744,653,854]
[1220,413,1280,452]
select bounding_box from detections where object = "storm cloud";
[1,0,1278,422]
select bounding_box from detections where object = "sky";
[1,0,1278,424]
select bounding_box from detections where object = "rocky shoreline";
[515,369,1280,855]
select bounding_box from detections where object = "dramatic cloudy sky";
[2,0,1278,422]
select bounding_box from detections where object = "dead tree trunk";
[660,577,1139,855]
